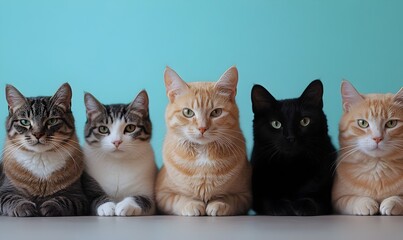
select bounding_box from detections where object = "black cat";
[251,80,336,216]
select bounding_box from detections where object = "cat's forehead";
[15,96,62,117]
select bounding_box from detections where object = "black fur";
[251,80,336,216]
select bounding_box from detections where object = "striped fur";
[83,90,157,216]
[0,83,88,217]
[332,81,403,215]
[156,66,252,216]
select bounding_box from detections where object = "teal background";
[0,0,402,167]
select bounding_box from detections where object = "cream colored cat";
[155,66,252,216]
[332,80,403,215]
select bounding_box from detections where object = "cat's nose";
[33,132,44,139]
[199,127,208,134]
[373,137,383,144]
[113,140,123,148]
[286,136,296,143]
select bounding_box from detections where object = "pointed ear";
[251,84,277,114]
[164,66,190,102]
[300,80,323,109]
[393,87,403,105]
[128,90,149,115]
[5,84,28,113]
[214,66,238,100]
[341,80,364,112]
[50,83,72,111]
[84,92,106,121]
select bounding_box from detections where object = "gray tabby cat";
[83,90,157,216]
[0,83,88,217]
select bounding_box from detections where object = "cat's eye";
[98,126,109,134]
[125,124,137,133]
[182,108,195,118]
[385,120,398,128]
[47,118,59,126]
[357,119,369,128]
[210,108,223,118]
[19,119,31,126]
[300,117,311,127]
[271,120,282,129]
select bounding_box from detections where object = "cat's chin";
[24,144,55,153]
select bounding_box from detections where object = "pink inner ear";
[341,81,364,112]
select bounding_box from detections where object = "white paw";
[206,201,231,216]
[353,197,379,215]
[115,198,142,216]
[380,196,403,215]
[181,201,206,216]
[97,202,116,216]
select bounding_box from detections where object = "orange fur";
[333,81,403,215]
[155,67,252,216]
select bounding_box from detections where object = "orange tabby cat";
[155,66,252,216]
[332,80,403,215]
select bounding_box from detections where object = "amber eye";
[182,108,195,118]
[271,120,282,129]
[98,126,109,134]
[125,124,136,133]
[19,119,31,126]
[300,117,311,127]
[47,118,59,126]
[357,119,369,128]
[385,120,398,128]
[210,108,222,118]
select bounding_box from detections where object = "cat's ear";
[215,66,238,100]
[50,83,72,111]
[164,66,190,102]
[341,80,364,112]
[84,92,106,121]
[300,80,323,109]
[393,87,403,105]
[128,90,149,115]
[251,84,277,113]
[5,84,28,113]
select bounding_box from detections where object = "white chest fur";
[84,142,157,202]
[13,150,69,179]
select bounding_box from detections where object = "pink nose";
[113,140,123,148]
[373,137,383,144]
[199,127,208,134]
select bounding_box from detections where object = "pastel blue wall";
[1,0,402,167]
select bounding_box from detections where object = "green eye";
[47,118,59,126]
[98,126,109,134]
[210,108,222,118]
[125,124,136,133]
[357,119,369,128]
[300,117,311,127]
[182,108,195,118]
[385,120,398,128]
[271,120,282,129]
[19,119,31,126]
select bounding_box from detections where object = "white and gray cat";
[83,90,157,216]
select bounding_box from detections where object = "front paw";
[115,198,142,216]
[206,201,231,216]
[40,201,64,216]
[293,198,319,216]
[380,196,403,216]
[10,201,37,217]
[97,202,116,216]
[353,197,379,216]
[181,201,206,216]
